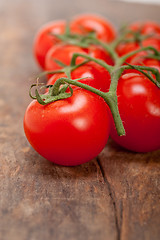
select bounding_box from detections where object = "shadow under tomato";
[105,137,160,164]
[24,146,100,179]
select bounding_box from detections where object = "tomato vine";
[25,16,160,165]
[30,28,160,136]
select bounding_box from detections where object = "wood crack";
[96,157,122,240]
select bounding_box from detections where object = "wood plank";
[0,1,116,240]
[0,0,160,239]
[0,147,117,240]
[98,140,160,240]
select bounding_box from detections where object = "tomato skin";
[116,40,160,65]
[110,72,160,152]
[24,89,110,166]
[33,20,66,69]
[45,43,113,79]
[45,44,86,73]
[116,42,139,63]
[85,45,114,66]
[129,51,160,66]
[70,14,116,43]
[129,21,160,36]
[47,61,111,92]
[116,21,160,64]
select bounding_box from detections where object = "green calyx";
[29,81,73,105]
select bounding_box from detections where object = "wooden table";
[0,0,160,239]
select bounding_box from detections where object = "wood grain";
[0,0,160,240]
[98,140,160,240]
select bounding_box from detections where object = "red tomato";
[85,45,114,66]
[47,61,111,92]
[116,21,160,64]
[45,44,86,73]
[110,72,160,152]
[33,20,66,69]
[145,65,160,80]
[116,42,139,63]
[70,14,116,43]
[129,52,160,66]
[45,43,113,79]
[117,40,160,65]
[130,21,160,36]
[24,89,110,166]
[142,37,160,50]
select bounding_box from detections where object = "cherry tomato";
[117,40,160,65]
[129,52,160,66]
[129,21,160,36]
[116,21,160,64]
[116,42,139,63]
[47,61,111,92]
[45,44,86,73]
[70,14,116,43]
[45,43,113,79]
[85,45,114,66]
[24,89,110,166]
[33,20,66,69]
[110,72,160,152]
[142,37,160,50]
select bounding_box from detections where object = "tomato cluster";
[33,14,116,69]
[24,14,160,166]
[116,21,160,66]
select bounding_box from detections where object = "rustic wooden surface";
[0,0,160,240]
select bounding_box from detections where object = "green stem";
[71,53,113,73]
[50,77,125,136]
[91,38,119,62]
[109,67,125,92]
[121,64,160,87]
[111,32,153,49]
[50,77,64,96]
[30,26,160,140]
[144,54,160,60]
[110,33,127,50]
[105,92,125,136]
[118,46,160,65]
[36,60,90,80]
[71,60,90,70]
